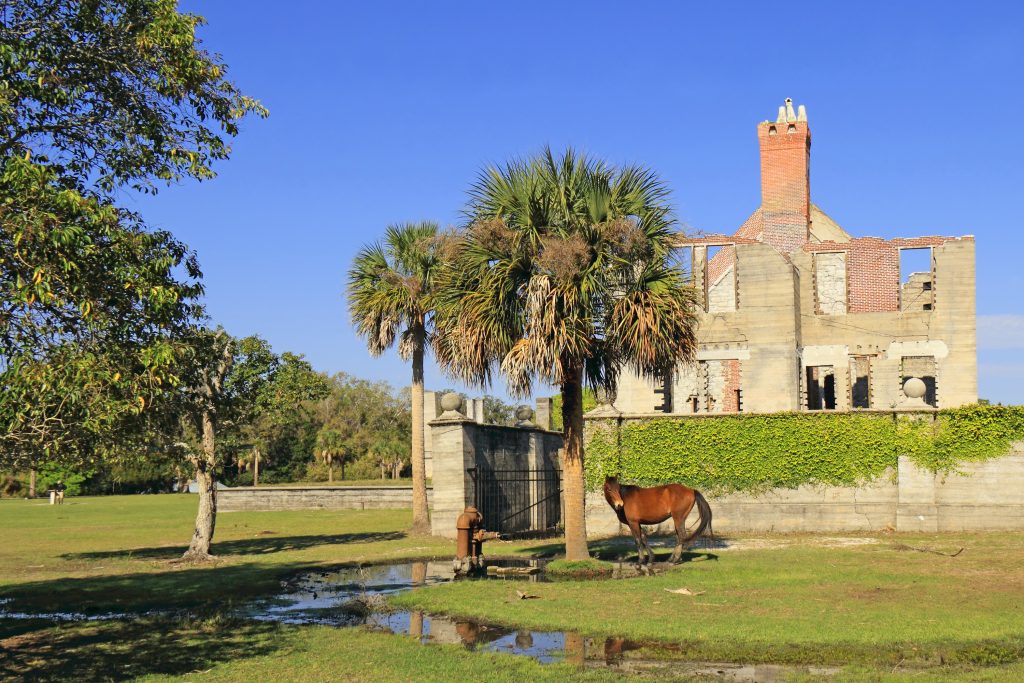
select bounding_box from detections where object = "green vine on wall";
[584,405,1024,493]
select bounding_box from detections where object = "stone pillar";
[423,391,442,479]
[428,407,477,538]
[535,397,553,431]
[466,397,485,423]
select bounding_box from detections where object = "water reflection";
[1,560,840,679]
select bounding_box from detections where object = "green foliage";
[0,0,267,195]
[37,462,93,496]
[312,373,411,481]
[549,389,597,431]
[482,395,515,425]
[0,156,203,470]
[585,405,1024,493]
[431,147,700,398]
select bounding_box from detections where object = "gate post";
[428,404,476,538]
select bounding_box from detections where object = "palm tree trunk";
[183,410,218,560]
[328,462,333,483]
[561,368,590,561]
[28,467,36,499]
[253,447,260,487]
[410,332,431,534]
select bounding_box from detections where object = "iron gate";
[467,467,561,534]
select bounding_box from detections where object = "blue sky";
[127,1,1023,405]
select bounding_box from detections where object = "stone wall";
[428,411,563,538]
[585,444,1024,537]
[218,486,431,512]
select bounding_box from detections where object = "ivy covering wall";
[585,405,1024,493]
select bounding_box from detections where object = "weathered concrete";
[585,447,1024,537]
[218,486,431,512]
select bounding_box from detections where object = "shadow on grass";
[62,530,406,561]
[0,560,322,615]
[523,535,721,565]
[0,615,283,682]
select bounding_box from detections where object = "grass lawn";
[2,495,1024,681]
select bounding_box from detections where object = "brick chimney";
[757,98,811,253]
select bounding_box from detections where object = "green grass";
[393,533,1024,673]
[545,558,614,578]
[3,495,1024,681]
[0,494,460,614]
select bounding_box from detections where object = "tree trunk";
[340,460,345,481]
[328,462,333,483]
[183,410,218,561]
[410,332,431,534]
[560,369,590,561]
[253,447,260,487]
[28,468,36,499]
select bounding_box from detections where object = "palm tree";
[315,428,346,482]
[432,148,700,561]
[348,222,448,534]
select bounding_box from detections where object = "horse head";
[603,476,624,512]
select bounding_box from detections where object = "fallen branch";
[891,543,964,557]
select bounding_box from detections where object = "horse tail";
[683,489,713,546]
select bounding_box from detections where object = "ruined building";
[615,99,976,414]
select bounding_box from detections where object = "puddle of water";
[2,558,839,680]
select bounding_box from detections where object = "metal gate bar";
[467,467,561,534]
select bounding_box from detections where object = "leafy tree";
[348,223,451,534]
[0,0,267,195]
[433,148,700,560]
[1,0,263,482]
[238,352,329,486]
[0,156,202,472]
[175,332,325,560]
[482,395,515,426]
[314,428,346,482]
[313,373,410,482]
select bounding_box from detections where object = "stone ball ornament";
[515,405,534,423]
[903,377,927,399]
[440,392,463,413]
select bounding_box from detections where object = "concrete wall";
[428,412,563,538]
[585,442,1024,537]
[218,486,430,512]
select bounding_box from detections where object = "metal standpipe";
[453,506,499,575]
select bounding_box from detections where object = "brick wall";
[804,237,959,313]
[723,359,742,412]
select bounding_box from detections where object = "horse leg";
[639,526,654,565]
[670,498,697,563]
[669,515,685,563]
[627,520,646,567]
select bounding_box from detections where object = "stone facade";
[616,99,976,414]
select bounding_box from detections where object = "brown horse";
[603,476,712,565]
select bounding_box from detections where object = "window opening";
[806,366,836,410]
[901,356,937,407]
[899,247,934,312]
[673,245,695,284]
[850,356,871,409]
